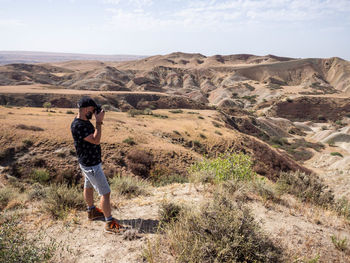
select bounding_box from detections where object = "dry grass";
[110,174,150,198]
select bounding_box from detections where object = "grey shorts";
[79,163,111,196]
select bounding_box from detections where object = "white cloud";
[99,0,350,33]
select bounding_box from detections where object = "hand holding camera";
[95,105,105,123]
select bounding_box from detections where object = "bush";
[169,109,183,114]
[330,152,343,157]
[123,137,136,146]
[190,152,256,183]
[0,216,55,263]
[66,110,74,114]
[28,183,47,201]
[44,184,85,219]
[31,169,51,184]
[22,139,33,147]
[110,175,150,198]
[43,102,52,112]
[214,130,222,136]
[159,201,182,226]
[153,194,282,262]
[277,171,334,207]
[0,187,13,210]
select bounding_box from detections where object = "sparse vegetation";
[331,235,348,252]
[16,124,44,131]
[0,216,55,263]
[128,109,153,117]
[199,133,206,139]
[123,137,136,146]
[152,113,168,119]
[330,152,343,157]
[44,184,85,219]
[30,168,51,184]
[149,165,188,186]
[169,109,183,114]
[214,130,222,136]
[187,111,199,115]
[0,187,14,210]
[148,194,282,262]
[197,116,204,119]
[277,171,334,207]
[43,102,52,112]
[22,139,34,147]
[212,121,221,128]
[66,110,74,114]
[173,130,181,135]
[110,174,150,198]
[158,201,182,226]
[190,152,256,183]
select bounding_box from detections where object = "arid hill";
[1,52,350,262]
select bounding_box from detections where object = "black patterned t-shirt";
[71,117,101,167]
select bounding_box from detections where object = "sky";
[0,0,349,60]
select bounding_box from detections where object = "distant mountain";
[0,51,147,65]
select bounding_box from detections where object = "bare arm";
[84,110,105,145]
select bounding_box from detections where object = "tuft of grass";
[43,184,85,219]
[110,174,150,198]
[152,114,168,119]
[30,169,51,184]
[149,194,282,262]
[66,110,74,114]
[187,111,199,115]
[277,171,334,207]
[197,116,204,119]
[331,235,348,252]
[189,152,256,183]
[0,187,14,210]
[330,152,343,157]
[199,133,206,139]
[214,130,222,136]
[0,216,56,263]
[123,137,136,146]
[169,109,183,114]
[28,183,47,201]
[22,139,33,147]
[334,198,350,219]
[159,201,182,226]
[173,130,181,135]
[212,121,222,128]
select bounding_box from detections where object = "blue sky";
[0,0,349,60]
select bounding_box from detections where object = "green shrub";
[277,171,334,207]
[152,114,168,119]
[66,110,74,114]
[44,184,85,219]
[330,152,343,157]
[0,216,55,263]
[43,102,52,112]
[331,235,348,252]
[123,137,136,146]
[334,198,350,219]
[154,194,282,262]
[110,175,150,198]
[212,121,221,128]
[189,152,256,183]
[28,183,47,201]
[197,116,204,119]
[31,169,51,184]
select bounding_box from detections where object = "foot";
[88,207,104,221]
[104,218,129,234]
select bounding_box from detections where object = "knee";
[102,192,111,199]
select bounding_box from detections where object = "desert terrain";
[1,52,350,262]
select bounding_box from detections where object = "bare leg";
[84,187,94,207]
[101,192,112,218]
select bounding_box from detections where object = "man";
[71,96,126,234]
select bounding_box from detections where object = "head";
[77,97,97,120]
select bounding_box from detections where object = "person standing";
[70,96,126,233]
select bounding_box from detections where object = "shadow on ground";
[119,219,159,234]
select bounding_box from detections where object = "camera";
[95,105,102,114]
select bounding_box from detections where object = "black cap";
[77,96,97,109]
